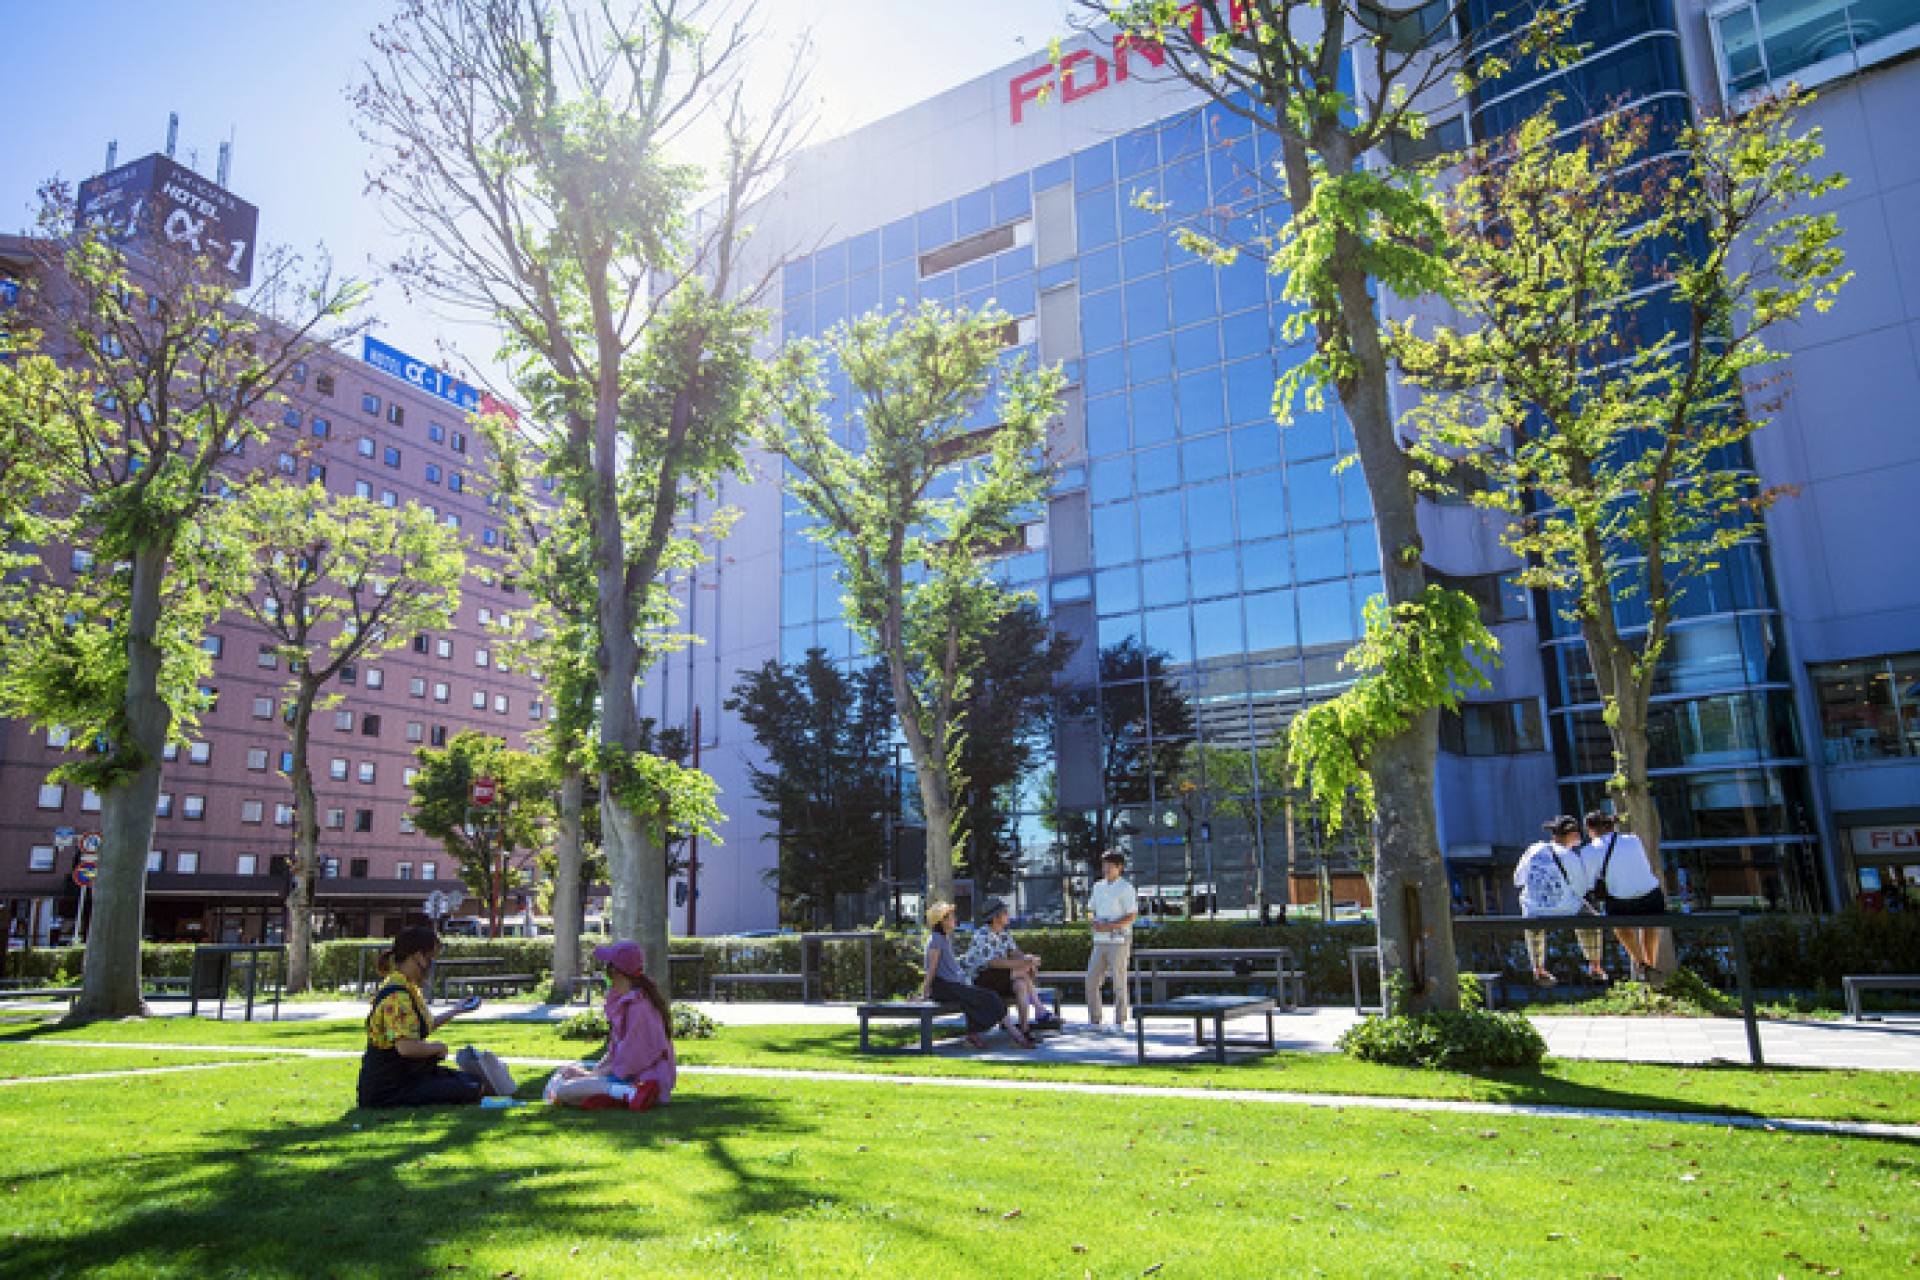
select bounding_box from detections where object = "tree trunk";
[1609,689,1667,881]
[72,546,172,1021]
[549,765,587,1001]
[285,680,321,993]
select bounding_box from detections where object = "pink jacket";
[602,988,677,1101]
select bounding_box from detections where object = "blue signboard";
[0,279,17,307]
[76,153,260,285]
[361,336,482,413]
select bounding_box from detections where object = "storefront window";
[1811,652,1920,762]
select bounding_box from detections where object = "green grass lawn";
[0,1051,1912,1278]
[3,1014,1917,1125]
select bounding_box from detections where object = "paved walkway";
[7,996,1918,1071]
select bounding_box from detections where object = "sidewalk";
[12,995,1913,1072]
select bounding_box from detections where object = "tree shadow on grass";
[0,1061,826,1277]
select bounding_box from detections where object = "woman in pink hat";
[544,941,677,1111]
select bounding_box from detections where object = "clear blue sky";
[3,0,1074,385]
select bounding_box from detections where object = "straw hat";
[925,900,956,928]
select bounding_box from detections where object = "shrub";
[1339,1009,1548,1069]
[672,1004,717,1040]
[556,1009,608,1042]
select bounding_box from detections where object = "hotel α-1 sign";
[76,153,260,286]
[362,336,482,414]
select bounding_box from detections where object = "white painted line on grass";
[0,1059,283,1087]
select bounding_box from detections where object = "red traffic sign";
[74,854,100,888]
[469,777,498,807]
[79,831,103,855]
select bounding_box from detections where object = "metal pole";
[686,705,701,937]
[1728,915,1765,1067]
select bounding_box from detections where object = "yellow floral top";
[366,973,431,1050]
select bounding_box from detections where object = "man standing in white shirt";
[1084,849,1138,1033]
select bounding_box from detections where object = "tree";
[356,0,801,984]
[230,484,466,990]
[1396,97,1848,866]
[0,197,360,1019]
[763,303,1065,906]
[410,732,554,932]
[953,600,1076,888]
[1082,0,1566,1009]
[727,650,896,926]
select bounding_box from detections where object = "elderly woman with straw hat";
[921,900,1035,1050]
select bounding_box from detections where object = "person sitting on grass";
[357,925,514,1108]
[962,899,1055,1034]
[922,901,1034,1050]
[545,941,676,1112]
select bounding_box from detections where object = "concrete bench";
[709,973,806,1001]
[856,1000,965,1053]
[1137,967,1311,1009]
[1843,974,1920,1021]
[1132,995,1277,1065]
[443,974,540,999]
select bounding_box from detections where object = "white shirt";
[1514,840,1589,916]
[1088,877,1138,945]
[1581,832,1662,900]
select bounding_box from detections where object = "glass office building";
[644,3,1920,931]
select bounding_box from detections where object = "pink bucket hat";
[593,941,647,979]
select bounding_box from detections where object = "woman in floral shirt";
[357,926,508,1107]
[963,900,1053,1035]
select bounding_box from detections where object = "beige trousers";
[1085,941,1132,1024]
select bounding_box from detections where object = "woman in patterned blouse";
[963,900,1053,1035]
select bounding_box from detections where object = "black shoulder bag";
[1585,833,1619,913]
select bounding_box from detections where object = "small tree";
[1397,96,1848,866]
[763,304,1065,906]
[230,484,466,990]
[0,197,360,1019]
[727,649,896,926]
[410,732,553,935]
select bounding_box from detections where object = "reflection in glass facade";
[776,98,1384,922]
[1467,0,1825,911]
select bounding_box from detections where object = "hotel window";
[164,742,180,761]
[362,392,381,415]
[445,513,461,530]
[70,548,95,574]
[410,676,427,698]
[316,372,335,396]
[355,480,372,499]
[354,809,373,833]
[494,694,509,715]
[147,850,165,873]
[1441,700,1546,757]
[331,758,350,781]
[279,750,294,773]
[236,853,259,876]
[451,431,467,453]
[357,437,377,459]
[365,668,385,690]
[323,858,341,878]
[241,800,264,823]
[482,527,498,548]
[275,803,295,826]
[421,861,438,880]
[397,861,414,880]
[387,403,405,426]
[384,446,402,468]
[311,417,331,439]
[429,423,445,443]
[308,462,327,483]
[449,474,464,493]
[435,682,450,703]
[350,858,370,879]
[201,634,223,658]
[363,713,382,737]
[28,845,55,872]
[381,490,397,508]
[426,463,442,485]
[79,788,101,812]
[403,766,419,785]
[477,608,493,626]
[247,747,269,771]
[475,648,489,667]
[399,814,417,834]
[252,696,274,719]
[437,638,453,659]
[277,453,297,476]
[359,762,377,784]
[46,724,72,748]
[175,851,200,875]
[283,408,301,429]
[37,783,64,809]
[182,795,206,820]
[188,741,212,764]
[326,808,346,829]
[1811,652,1920,762]
[529,699,544,721]
[335,710,355,732]
[258,645,278,670]
[471,689,488,710]
[430,725,448,747]
[406,721,425,743]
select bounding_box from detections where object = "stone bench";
[1843,974,1920,1021]
[708,973,807,1001]
[856,1000,966,1053]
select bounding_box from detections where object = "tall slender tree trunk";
[73,547,172,1020]
[883,647,956,907]
[549,766,587,1000]
[285,681,321,993]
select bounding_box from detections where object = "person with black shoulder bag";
[1581,810,1669,985]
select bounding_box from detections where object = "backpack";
[1520,842,1578,912]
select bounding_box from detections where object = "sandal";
[964,1033,989,1051]
[1532,970,1557,988]
[1008,1027,1036,1050]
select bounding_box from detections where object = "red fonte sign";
[1008,4,1252,125]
